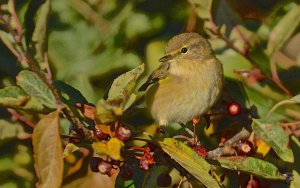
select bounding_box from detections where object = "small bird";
[139,32,223,126]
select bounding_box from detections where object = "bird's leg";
[192,117,200,144]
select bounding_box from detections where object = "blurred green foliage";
[1,0,300,187]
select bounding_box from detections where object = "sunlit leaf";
[188,0,212,19]
[92,138,124,160]
[95,124,112,136]
[252,119,294,163]
[255,138,271,158]
[95,99,123,124]
[32,109,63,188]
[0,31,19,59]
[63,143,79,158]
[160,138,220,188]
[16,70,56,109]
[291,170,300,188]
[0,86,30,107]
[108,63,144,106]
[0,120,25,140]
[266,5,300,55]
[214,156,286,180]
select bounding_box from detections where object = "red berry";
[193,145,208,158]
[70,137,81,144]
[98,161,113,175]
[246,177,260,188]
[94,129,109,140]
[237,140,254,156]
[227,102,241,116]
[116,126,131,141]
[89,157,102,172]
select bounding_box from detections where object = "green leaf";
[0,86,55,113]
[144,165,169,188]
[95,99,123,124]
[54,80,88,105]
[116,164,169,188]
[108,63,144,108]
[0,120,25,140]
[252,119,294,163]
[291,170,300,188]
[266,5,300,55]
[267,94,300,118]
[63,143,79,158]
[159,138,220,188]
[214,156,286,180]
[244,87,287,122]
[187,0,212,19]
[25,0,50,65]
[32,110,63,188]
[92,138,124,160]
[0,86,30,107]
[248,49,271,75]
[0,31,19,59]
[16,70,56,109]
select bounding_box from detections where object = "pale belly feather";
[147,60,223,126]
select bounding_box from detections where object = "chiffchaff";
[139,32,223,126]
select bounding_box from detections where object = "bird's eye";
[181,47,188,53]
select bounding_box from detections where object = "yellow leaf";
[107,138,124,160]
[32,109,63,188]
[96,124,112,136]
[63,143,79,158]
[92,141,108,154]
[256,138,271,157]
[67,157,84,176]
[92,138,124,160]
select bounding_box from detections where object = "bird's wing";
[138,61,170,91]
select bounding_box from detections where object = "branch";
[1,1,96,141]
[206,128,250,159]
[208,20,292,96]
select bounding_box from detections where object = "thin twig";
[270,58,292,96]
[281,120,300,127]
[1,1,96,141]
[8,108,36,128]
[8,0,23,43]
[44,52,52,80]
[67,0,110,34]
[172,135,195,145]
[208,20,293,96]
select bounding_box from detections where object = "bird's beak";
[159,54,173,62]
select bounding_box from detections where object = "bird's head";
[159,32,214,63]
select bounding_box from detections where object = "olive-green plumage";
[139,33,223,126]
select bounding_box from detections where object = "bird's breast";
[147,59,223,125]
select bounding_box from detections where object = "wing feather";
[138,62,170,91]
